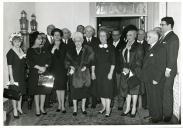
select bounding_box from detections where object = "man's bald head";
[147,30,159,45]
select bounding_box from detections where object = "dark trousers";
[142,89,147,109]
[146,80,164,120]
[90,80,98,107]
[163,75,175,119]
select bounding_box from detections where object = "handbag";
[127,75,141,89]
[38,74,55,88]
[3,85,21,100]
[72,67,91,88]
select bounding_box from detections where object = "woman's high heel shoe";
[17,110,25,115]
[35,113,41,117]
[130,111,137,118]
[98,109,106,114]
[13,114,19,119]
[121,111,130,116]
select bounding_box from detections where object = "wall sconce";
[30,14,37,32]
[19,10,29,34]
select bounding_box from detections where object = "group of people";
[6,16,179,123]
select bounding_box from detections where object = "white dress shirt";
[47,35,53,44]
[113,39,120,48]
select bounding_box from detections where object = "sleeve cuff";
[166,68,171,72]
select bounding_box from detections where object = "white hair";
[72,32,83,41]
[85,25,95,33]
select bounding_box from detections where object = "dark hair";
[112,28,121,34]
[51,28,63,37]
[29,31,41,47]
[161,17,174,28]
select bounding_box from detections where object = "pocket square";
[149,53,153,57]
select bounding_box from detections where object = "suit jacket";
[137,40,150,55]
[159,31,179,75]
[44,36,53,52]
[61,38,75,51]
[120,41,144,78]
[109,39,126,73]
[83,36,99,50]
[140,41,166,83]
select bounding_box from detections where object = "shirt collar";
[87,37,92,42]
[137,40,144,44]
[150,41,157,48]
[164,30,173,37]
[113,39,120,47]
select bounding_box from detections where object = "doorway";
[97,16,145,33]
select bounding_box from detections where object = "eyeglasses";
[160,23,167,26]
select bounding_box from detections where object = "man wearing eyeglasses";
[160,17,179,122]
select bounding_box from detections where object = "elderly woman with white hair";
[65,32,94,116]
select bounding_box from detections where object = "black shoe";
[82,110,87,115]
[35,113,41,116]
[13,114,19,119]
[121,111,130,116]
[41,112,47,115]
[98,110,106,114]
[73,112,77,116]
[105,114,110,117]
[130,112,137,118]
[62,110,66,114]
[41,111,47,115]
[17,110,25,115]
[149,118,160,123]
[144,115,152,120]
[118,107,123,111]
[163,117,171,122]
[56,109,61,112]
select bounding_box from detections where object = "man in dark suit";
[137,29,149,110]
[83,25,99,49]
[83,25,99,108]
[44,24,55,52]
[109,29,126,110]
[140,30,167,123]
[160,17,179,122]
[62,28,75,107]
[62,28,75,50]
[76,25,85,34]
[44,24,56,108]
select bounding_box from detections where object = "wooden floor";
[8,97,175,126]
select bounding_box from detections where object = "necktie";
[50,36,53,44]
[88,38,91,44]
[65,39,67,44]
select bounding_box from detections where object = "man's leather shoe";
[163,117,171,122]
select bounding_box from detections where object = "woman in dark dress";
[6,32,26,118]
[50,28,67,113]
[65,32,94,116]
[120,30,144,117]
[27,31,51,116]
[91,30,115,117]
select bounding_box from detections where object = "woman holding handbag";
[65,32,94,116]
[120,29,144,118]
[6,32,26,118]
[27,31,51,116]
